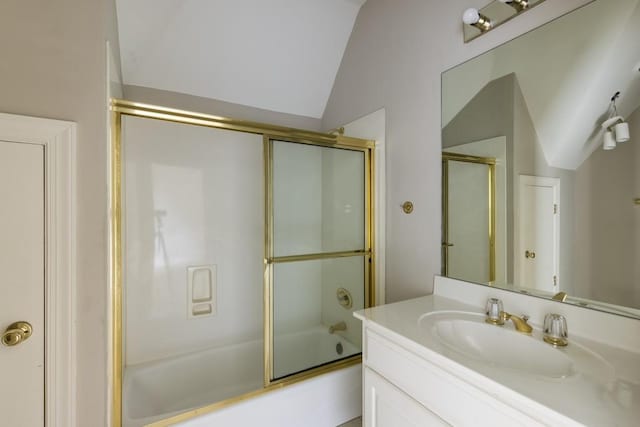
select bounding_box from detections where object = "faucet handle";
[485,298,504,325]
[543,313,568,347]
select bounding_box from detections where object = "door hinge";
[553,275,558,286]
[554,204,558,214]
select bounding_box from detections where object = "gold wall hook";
[402,201,414,214]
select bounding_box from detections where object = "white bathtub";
[123,326,360,427]
[273,326,360,378]
[123,339,263,427]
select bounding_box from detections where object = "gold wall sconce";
[463,0,547,43]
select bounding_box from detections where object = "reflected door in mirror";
[518,176,560,293]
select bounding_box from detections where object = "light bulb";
[603,130,616,150]
[614,122,630,143]
[462,8,492,31]
[462,8,480,24]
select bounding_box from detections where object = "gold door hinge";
[553,275,558,286]
[554,204,558,214]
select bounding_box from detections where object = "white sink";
[418,311,612,381]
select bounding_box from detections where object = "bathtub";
[273,325,360,379]
[123,326,360,427]
[123,339,263,427]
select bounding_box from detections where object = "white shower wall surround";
[123,116,265,364]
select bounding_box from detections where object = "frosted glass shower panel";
[272,141,365,256]
[122,116,264,424]
[272,256,365,379]
[447,161,491,283]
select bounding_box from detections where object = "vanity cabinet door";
[364,368,450,427]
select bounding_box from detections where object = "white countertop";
[355,294,640,427]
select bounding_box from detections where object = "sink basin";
[419,311,575,379]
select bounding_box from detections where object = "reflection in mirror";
[442,0,640,318]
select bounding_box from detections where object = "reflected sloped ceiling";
[444,0,640,170]
[116,0,366,118]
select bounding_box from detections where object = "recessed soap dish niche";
[187,265,217,319]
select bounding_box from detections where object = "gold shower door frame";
[109,99,375,427]
[442,152,496,283]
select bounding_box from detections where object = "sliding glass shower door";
[267,140,371,382]
[112,99,375,426]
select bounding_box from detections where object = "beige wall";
[0,1,120,425]
[124,85,323,131]
[572,107,640,308]
[634,108,640,307]
[322,0,593,302]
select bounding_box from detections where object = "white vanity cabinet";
[357,278,640,427]
[361,327,545,427]
[364,367,449,427]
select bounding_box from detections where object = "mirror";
[441,0,640,318]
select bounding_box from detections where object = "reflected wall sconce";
[499,0,529,12]
[601,92,631,151]
[463,0,547,43]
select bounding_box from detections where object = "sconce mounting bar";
[463,0,548,43]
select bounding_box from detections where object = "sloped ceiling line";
[116,0,367,119]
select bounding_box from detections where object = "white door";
[518,175,560,293]
[0,140,45,426]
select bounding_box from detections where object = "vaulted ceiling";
[116,0,366,119]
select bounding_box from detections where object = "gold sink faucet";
[552,291,568,302]
[501,312,532,334]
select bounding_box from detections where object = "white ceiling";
[443,0,640,170]
[116,0,366,118]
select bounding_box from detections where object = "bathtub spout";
[329,321,347,334]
